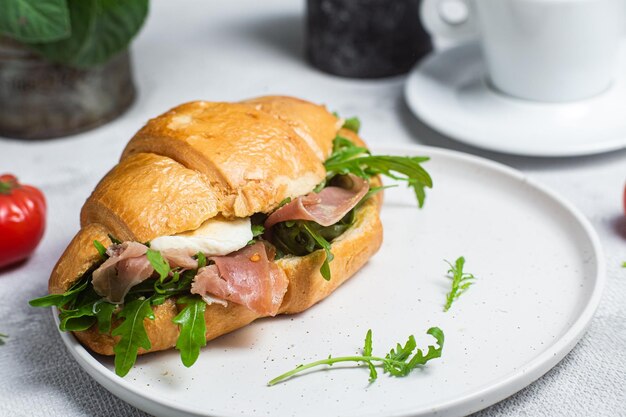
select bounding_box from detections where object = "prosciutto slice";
[160,248,198,269]
[264,174,369,229]
[191,241,288,316]
[92,242,154,304]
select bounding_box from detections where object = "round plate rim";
[404,42,626,157]
[55,145,606,417]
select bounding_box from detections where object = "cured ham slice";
[264,174,369,229]
[160,248,198,269]
[92,242,153,304]
[191,241,288,316]
[91,239,288,313]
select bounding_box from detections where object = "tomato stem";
[0,180,16,195]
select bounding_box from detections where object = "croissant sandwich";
[31,96,432,376]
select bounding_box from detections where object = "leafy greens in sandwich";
[30,110,432,377]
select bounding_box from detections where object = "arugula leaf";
[0,0,70,43]
[622,261,626,268]
[272,212,353,260]
[149,294,167,306]
[173,295,207,367]
[146,249,170,282]
[108,233,122,245]
[443,257,476,312]
[251,224,265,238]
[248,224,266,245]
[271,211,355,279]
[383,335,417,376]
[355,185,394,210]
[278,197,292,208]
[302,223,333,280]
[59,304,97,331]
[196,252,207,270]
[111,297,155,377]
[268,327,444,385]
[29,276,90,308]
[60,315,97,332]
[94,301,116,333]
[28,293,70,308]
[57,284,106,331]
[324,136,432,208]
[29,0,149,68]
[363,329,377,382]
[0,333,8,346]
[407,327,445,369]
[93,240,108,259]
[342,117,361,133]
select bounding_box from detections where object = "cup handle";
[420,0,478,43]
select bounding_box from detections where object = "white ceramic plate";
[56,146,604,417]
[404,42,626,157]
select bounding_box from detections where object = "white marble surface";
[0,1,624,416]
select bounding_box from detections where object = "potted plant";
[0,0,149,139]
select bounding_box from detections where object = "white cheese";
[149,216,253,256]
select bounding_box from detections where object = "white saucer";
[405,42,626,157]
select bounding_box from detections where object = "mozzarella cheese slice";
[149,216,253,256]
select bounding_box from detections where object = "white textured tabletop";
[1,1,625,416]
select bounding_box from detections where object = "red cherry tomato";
[0,174,46,269]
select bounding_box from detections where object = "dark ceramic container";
[306,0,432,78]
[0,38,136,139]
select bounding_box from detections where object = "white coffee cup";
[420,0,626,102]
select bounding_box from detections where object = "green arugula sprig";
[173,296,207,367]
[29,240,208,376]
[324,136,432,207]
[112,297,155,377]
[302,223,334,280]
[268,327,444,385]
[0,333,8,346]
[443,257,476,312]
[342,116,361,133]
[251,224,265,238]
[622,261,626,268]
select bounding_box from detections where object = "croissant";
[46,96,384,359]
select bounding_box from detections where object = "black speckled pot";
[0,38,136,140]
[306,0,432,78]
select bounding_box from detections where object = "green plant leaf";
[29,278,89,308]
[108,233,122,245]
[111,297,154,377]
[146,249,170,282]
[0,0,70,43]
[196,252,207,270]
[0,333,8,346]
[268,327,444,386]
[29,0,149,68]
[301,222,334,280]
[94,301,116,333]
[251,224,265,238]
[60,315,96,331]
[324,136,432,208]
[363,329,377,381]
[443,257,477,312]
[93,240,107,259]
[342,117,361,133]
[173,295,207,367]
